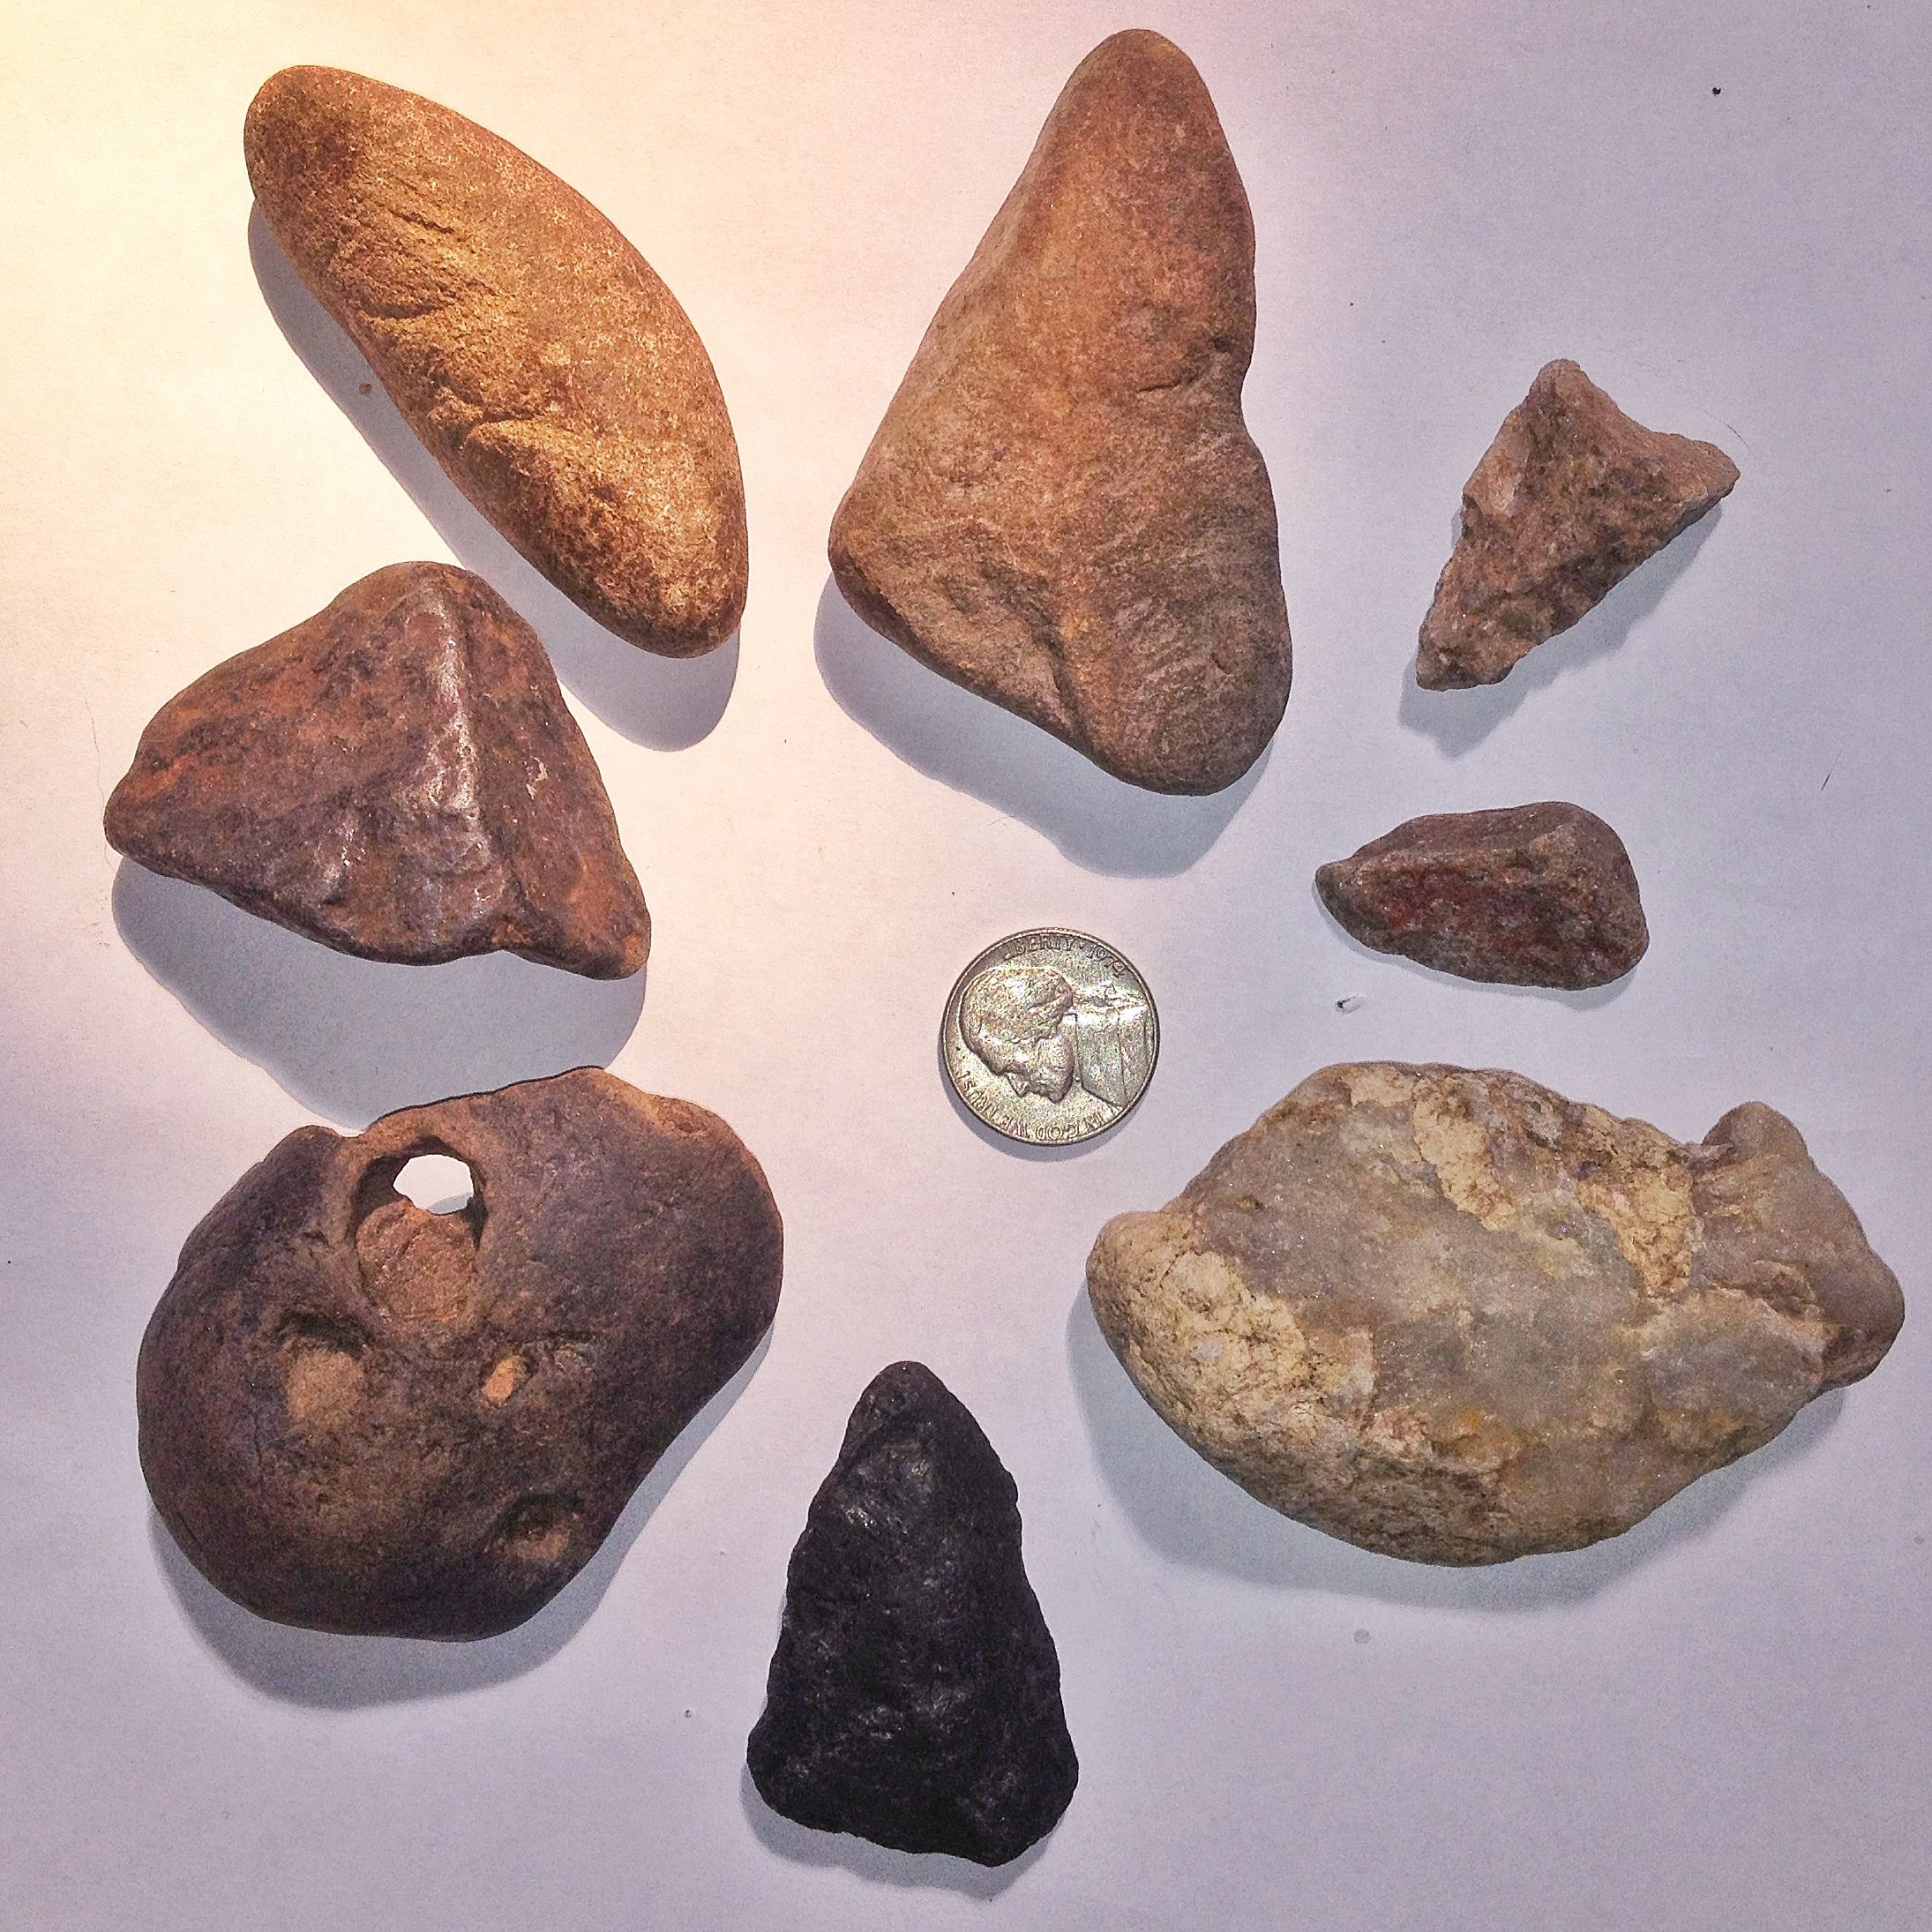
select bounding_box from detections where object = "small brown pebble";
[245,66,746,657]
[138,1068,783,1638]
[106,562,650,978]
[1417,360,1738,689]
[1314,801,1648,989]
[829,31,1291,794]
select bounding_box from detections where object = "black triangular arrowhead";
[746,1361,1078,1867]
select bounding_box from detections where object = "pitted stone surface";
[747,1363,1077,1865]
[139,1069,783,1637]
[1088,1063,1902,1564]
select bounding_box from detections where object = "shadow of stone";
[812,577,1268,878]
[1397,507,1722,757]
[113,860,644,1128]
[248,206,738,751]
[1066,1284,1841,1611]
[150,1332,770,1707]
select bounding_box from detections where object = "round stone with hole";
[136,1068,783,1638]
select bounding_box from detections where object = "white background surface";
[4,3,1928,1926]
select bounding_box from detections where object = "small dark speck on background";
[1336,995,1364,1013]
[1353,1629,1371,1645]
[359,381,372,393]
[1711,86,1722,94]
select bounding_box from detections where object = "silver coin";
[941,928,1159,1146]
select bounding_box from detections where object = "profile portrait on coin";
[957,962,1154,1110]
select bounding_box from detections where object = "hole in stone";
[354,1147,483,1318]
[393,1153,475,1216]
[277,1309,367,1357]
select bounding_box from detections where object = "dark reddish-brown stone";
[1417,360,1739,690]
[1315,802,1648,989]
[746,1363,1078,1866]
[829,30,1291,795]
[245,66,745,657]
[138,1068,783,1638]
[105,563,650,978]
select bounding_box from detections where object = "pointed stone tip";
[243,64,363,183]
[1080,26,1197,75]
[857,1358,951,1412]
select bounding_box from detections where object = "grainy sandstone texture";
[1088,1063,1902,1564]
[246,66,745,656]
[1315,802,1647,989]
[1417,360,1738,689]
[829,30,1291,794]
[747,1363,1077,1866]
[106,563,649,977]
[139,1069,783,1637]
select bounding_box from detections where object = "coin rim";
[940,925,1161,1146]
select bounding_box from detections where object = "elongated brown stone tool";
[1417,360,1738,689]
[829,30,1291,795]
[246,66,746,657]
[1089,1063,1903,1565]
[747,1363,1078,1866]
[139,1068,783,1638]
[1315,802,1648,988]
[106,563,650,978]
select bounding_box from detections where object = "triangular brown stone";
[1416,360,1739,690]
[245,66,746,658]
[106,563,650,977]
[829,31,1291,795]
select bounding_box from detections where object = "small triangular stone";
[106,563,649,977]
[1416,360,1739,689]
[829,30,1291,795]
[746,1362,1078,1867]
